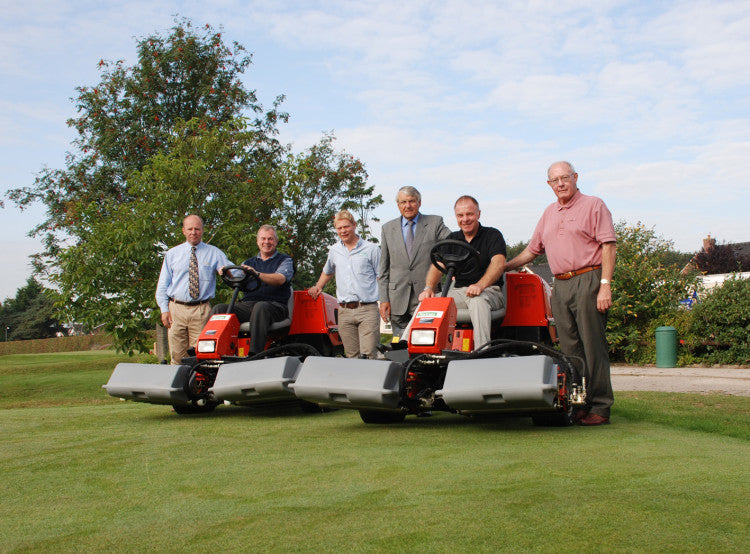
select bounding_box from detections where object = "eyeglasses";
[547,173,576,185]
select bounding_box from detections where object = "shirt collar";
[556,190,582,210]
[256,250,280,261]
[402,213,420,227]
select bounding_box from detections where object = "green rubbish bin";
[655,326,677,368]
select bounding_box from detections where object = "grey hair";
[396,185,421,203]
[547,161,576,179]
[257,224,278,240]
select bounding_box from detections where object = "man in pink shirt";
[506,161,616,426]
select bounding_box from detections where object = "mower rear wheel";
[531,412,573,427]
[359,409,406,424]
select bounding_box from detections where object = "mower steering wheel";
[221,265,261,293]
[429,239,481,277]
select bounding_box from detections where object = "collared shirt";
[401,213,420,243]
[528,190,616,275]
[446,224,506,288]
[323,238,381,303]
[156,241,232,312]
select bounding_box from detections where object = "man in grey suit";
[378,186,451,337]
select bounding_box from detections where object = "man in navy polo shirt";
[419,195,506,350]
[212,225,294,356]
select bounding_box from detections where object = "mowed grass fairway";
[1,352,749,552]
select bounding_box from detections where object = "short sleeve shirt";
[447,224,507,288]
[528,191,616,275]
[323,238,381,303]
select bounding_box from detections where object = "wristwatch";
[600,279,611,285]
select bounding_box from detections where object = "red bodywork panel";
[408,297,457,355]
[197,313,240,360]
[288,291,340,342]
[195,291,342,360]
[501,272,553,328]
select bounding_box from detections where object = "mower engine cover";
[408,296,457,355]
[196,313,240,359]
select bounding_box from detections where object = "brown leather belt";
[554,265,601,280]
[170,298,210,306]
[339,301,377,309]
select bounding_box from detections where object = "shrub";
[688,276,750,364]
[608,222,697,363]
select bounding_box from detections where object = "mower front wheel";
[359,409,406,424]
[172,401,218,415]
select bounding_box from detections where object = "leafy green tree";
[4,19,380,353]
[608,222,697,363]
[506,240,547,265]
[51,118,282,351]
[8,18,285,249]
[0,278,64,340]
[276,134,382,289]
[5,19,287,353]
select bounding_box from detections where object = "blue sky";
[2,0,749,300]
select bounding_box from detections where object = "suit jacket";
[378,213,451,316]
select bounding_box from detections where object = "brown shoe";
[573,409,589,423]
[579,413,610,426]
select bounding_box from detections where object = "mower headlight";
[410,329,435,346]
[197,340,216,353]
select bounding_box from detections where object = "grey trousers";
[551,270,614,417]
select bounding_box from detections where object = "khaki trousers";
[338,303,380,358]
[448,285,504,350]
[168,300,212,364]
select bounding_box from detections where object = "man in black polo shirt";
[212,225,294,355]
[419,195,506,350]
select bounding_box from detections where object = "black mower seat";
[238,289,294,334]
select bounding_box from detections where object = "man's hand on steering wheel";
[219,265,261,292]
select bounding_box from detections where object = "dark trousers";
[551,270,614,417]
[212,300,287,353]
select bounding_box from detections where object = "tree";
[607,222,697,363]
[51,118,283,351]
[505,240,547,265]
[0,278,64,341]
[692,242,749,274]
[5,19,287,353]
[5,19,380,353]
[8,18,285,245]
[276,134,382,289]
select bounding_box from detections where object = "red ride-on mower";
[291,240,587,425]
[103,266,343,414]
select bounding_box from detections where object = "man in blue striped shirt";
[156,215,231,364]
